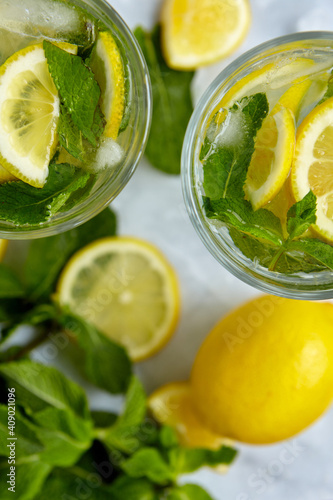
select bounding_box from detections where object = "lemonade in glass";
[0,0,151,238]
[182,32,333,298]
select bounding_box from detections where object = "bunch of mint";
[201,93,333,274]
[0,208,237,500]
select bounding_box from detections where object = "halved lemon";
[292,96,333,243]
[148,381,226,450]
[90,31,125,140]
[56,237,180,362]
[0,239,8,261]
[161,0,251,70]
[0,42,77,188]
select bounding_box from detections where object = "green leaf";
[0,360,90,419]
[91,411,118,428]
[288,237,333,270]
[167,484,214,500]
[111,476,158,500]
[121,448,175,485]
[0,404,44,458]
[0,264,25,298]
[32,406,93,466]
[134,25,194,174]
[204,197,283,246]
[0,299,24,324]
[0,162,91,226]
[44,41,101,145]
[159,426,179,449]
[58,105,85,161]
[168,445,237,474]
[58,311,132,394]
[101,376,146,453]
[25,207,117,301]
[34,467,111,500]
[0,459,51,500]
[287,190,317,239]
[202,93,269,200]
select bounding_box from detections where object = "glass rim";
[181,31,333,300]
[0,0,152,239]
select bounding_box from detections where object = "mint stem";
[268,246,286,272]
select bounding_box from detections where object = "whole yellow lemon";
[191,295,333,444]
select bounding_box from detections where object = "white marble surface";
[106,0,333,499]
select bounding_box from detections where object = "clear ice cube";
[0,0,95,47]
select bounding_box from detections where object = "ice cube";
[0,28,39,64]
[90,138,125,173]
[0,0,95,47]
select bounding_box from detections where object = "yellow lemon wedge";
[148,381,226,450]
[56,237,180,362]
[292,96,333,243]
[0,239,8,260]
[0,163,16,183]
[0,42,77,187]
[161,0,251,70]
[90,31,126,140]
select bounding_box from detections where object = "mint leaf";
[287,190,317,239]
[159,426,179,449]
[134,25,194,174]
[0,264,25,298]
[58,105,85,161]
[59,311,132,394]
[167,484,214,500]
[0,460,51,500]
[25,207,117,301]
[111,476,158,500]
[168,445,237,474]
[0,404,44,458]
[204,197,283,246]
[0,162,91,225]
[44,41,102,145]
[0,360,90,419]
[202,93,269,199]
[101,376,146,453]
[121,448,175,485]
[288,238,333,270]
[91,410,118,428]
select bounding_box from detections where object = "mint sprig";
[202,93,333,274]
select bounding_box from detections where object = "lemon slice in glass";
[90,31,125,140]
[0,42,77,188]
[292,96,333,243]
[57,237,180,362]
[149,381,227,450]
[161,0,251,70]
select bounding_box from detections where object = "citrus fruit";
[244,78,314,211]
[0,42,77,187]
[149,381,226,449]
[0,239,8,260]
[90,31,125,140]
[191,295,333,444]
[160,0,251,70]
[57,237,180,362]
[292,96,333,243]
[0,163,15,183]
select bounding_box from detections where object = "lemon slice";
[90,31,125,140]
[161,0,251,70]
[0,44,61,187]
[57,237,180,362]
[0,42,77,187]
[0,239,8,261]
[149,381,227,450]
[292,96,333,243]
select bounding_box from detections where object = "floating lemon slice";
[0,239,8,261]
[244,78,314,211]
[149,381,226,450]
[161,0,251,70]
[0,42,77,188]
[292,96,333,243]
[57,237,180,362]
[90,31,125,140]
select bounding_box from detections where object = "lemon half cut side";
[57,237,180,362]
